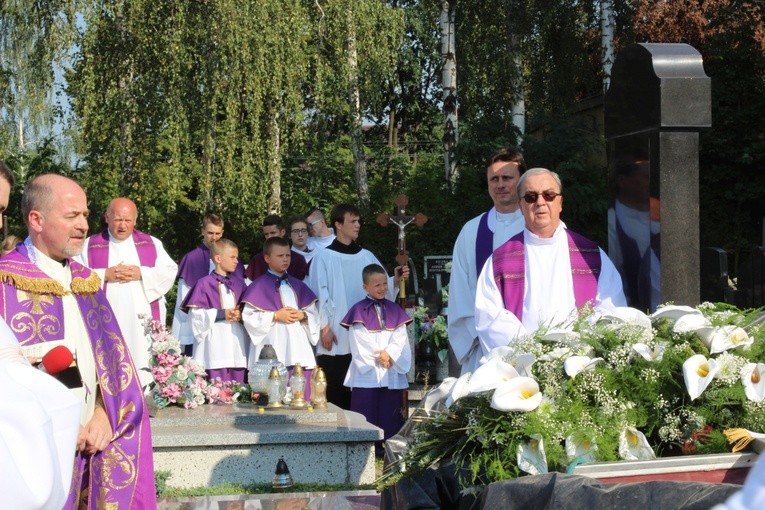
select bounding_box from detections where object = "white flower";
[539,346,573,362]
[490,377,542,412]
[445,372,472,408]
[175,365,189,381]
[478,345,514,366]
[672,313,711,334]
[618,427,656,460]
[600,307,652,329]
[632,341,667,362]
[565,432,597,463]
[508,353,536,378]
[422,377,457,411]
[468,357,519,394]
[697,326,752,354]
[651,305,702,323]
[517,434,548,475]
[683,354,720,400]
[741,363,765,402]
[541,329,581,345]
[564,355,603,377]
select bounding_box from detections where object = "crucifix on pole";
[376,194,428,308]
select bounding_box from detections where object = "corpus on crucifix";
[376,194,428,307]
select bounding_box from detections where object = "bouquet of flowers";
[413,305,449,362]
[205,377,254,404]
[145,318,208,409]
[379,302,765,490]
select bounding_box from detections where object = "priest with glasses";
[475,168,626,354]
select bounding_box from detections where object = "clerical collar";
[327,239,362,255]
[25,237,68,267]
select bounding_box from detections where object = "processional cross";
[376,194,428,307]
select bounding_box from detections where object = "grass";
[155,471,377,499]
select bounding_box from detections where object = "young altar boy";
[241,237,319,399]
[181,238,248,382]
[341,264,412,445]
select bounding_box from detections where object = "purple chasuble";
[181,271,246,310]
[240,272,317,311]
[340,297,412,332]
[492,230,601,322]
[0,245,156,509]
[87,228,161,320]
[475,211,494,278]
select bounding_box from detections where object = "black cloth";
[316,353,352,410]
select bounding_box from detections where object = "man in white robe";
[306,203,407,410]
[79,197,178,388]
[306,207,336,252]
[449,148,527,374]
[476,168,626,354]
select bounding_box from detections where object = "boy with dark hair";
[341,264,411,450]
[241,236,319,399]
[245,214,308,281]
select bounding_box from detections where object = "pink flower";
[152,366,173,384]
[161,383,182,400]
[156,352,181,367]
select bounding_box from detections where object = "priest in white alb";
[79,197,178,387]
[449,148,527,374]
[475,168,626,355]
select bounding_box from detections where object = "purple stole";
[0,245,156,509]
[475,211,494,278]
[340,297,412,332]
[87,228,161,320]
[241,272,317,311]
[493,230,601,322]
[181,271,246,310]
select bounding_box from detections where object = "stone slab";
[151,404,382,487]
[158,490,381,510]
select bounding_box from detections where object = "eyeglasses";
[308,219,322,229]
[290,228,309,235]
[522,190,561,203]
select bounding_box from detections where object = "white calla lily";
[509,353,536,377]
[618,427,656,460]
[541,329,581,345]
[478,345,514,366]
[741,363,765,402]
[651,305,702,323]
[683,354,720,400]
[539,346,573,362]
[468,356,519,394]
[564,355,603,377]
[697,325,752,354]
[600,307,653,329]
[422,377,456,411]
[490,377,542,412]
[672,313,711,334]
[445,372,472,408]
[517,434,548,475]
[632,341,667,362]
[565,433,597,463]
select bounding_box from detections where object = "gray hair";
[21,174,59,226]
[516,168,563,200]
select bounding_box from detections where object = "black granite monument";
[605,43,711,311]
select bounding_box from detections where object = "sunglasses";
[522,191,561,203]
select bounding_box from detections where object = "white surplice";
[475,224,626,355]
[344,322,411,390]
[448,208,525,373]
[189,284,248,370]
[79,233,177,387]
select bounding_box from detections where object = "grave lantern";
[267,366,284,408]
[272,457,294,491]
[289,363,308,408]
[311,366,328,409]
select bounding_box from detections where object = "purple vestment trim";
[87,228,161,320]
[475,211,494,278]
[340,297,412,332]
[181,271,246,310]
[240,272,317,311]
[0,245,156,509]
[492,230,601,321]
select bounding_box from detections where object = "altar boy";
[241,237,320,399]
[182,238,248,382]
[341,264,412,445]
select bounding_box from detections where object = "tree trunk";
[601,0,615,93]
[347,19,369,206]
[441,0,458,187]
[510,33,525,139]
[267,109,282,214]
